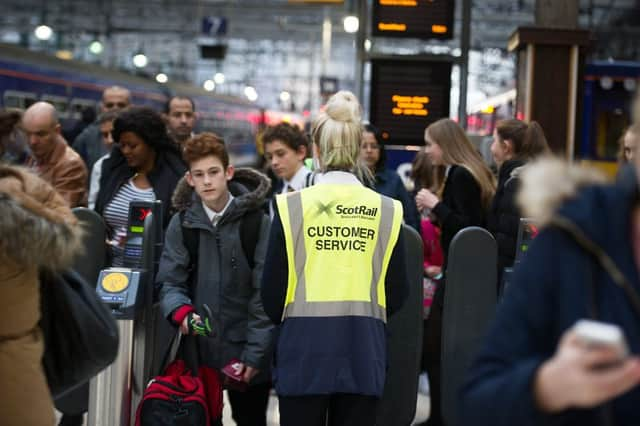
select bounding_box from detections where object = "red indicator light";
[138,208,151,221]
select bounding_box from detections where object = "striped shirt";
[103,179,156,266]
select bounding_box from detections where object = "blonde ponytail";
[311,91,372,183]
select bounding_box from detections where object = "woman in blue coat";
[462,158,640,426]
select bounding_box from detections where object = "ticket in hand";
[221,358,248,391]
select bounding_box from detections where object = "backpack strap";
[180,210,199,282]
[181,208,263,274]
[240,210,264,269]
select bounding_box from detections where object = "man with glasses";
[72,86,131,172]
[23,102,87,207]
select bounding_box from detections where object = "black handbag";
[39,268,119,399]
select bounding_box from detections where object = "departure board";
[370,59,452,145]
[372,0,455,39]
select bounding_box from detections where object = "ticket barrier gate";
[376,225,424,425]
[88,200,163,426]
[441,227,497,426]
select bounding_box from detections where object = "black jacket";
[432,165,487,265]
[373,167,421,232]
[487,159,525,281]
[94,147,187,230]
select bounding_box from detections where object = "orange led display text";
[380,0,418,5]
[391,95,430,116]
[378,23,407,31]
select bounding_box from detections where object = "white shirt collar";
[282,166,311,193]
[315,171,362,186]
[201,193,234,226]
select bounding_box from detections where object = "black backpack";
[179,209,263,275]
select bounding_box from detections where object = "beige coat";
[0,165,83,426]
[26,136,88,208]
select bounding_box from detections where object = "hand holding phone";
[572,320,629,363]
[534,319,640,413]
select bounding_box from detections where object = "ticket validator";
[88,200,162,426]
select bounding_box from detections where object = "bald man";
[73,86,131,172]
[24,102,88,207]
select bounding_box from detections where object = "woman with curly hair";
[94,106,186,266]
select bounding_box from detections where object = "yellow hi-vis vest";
[276,183,403,323]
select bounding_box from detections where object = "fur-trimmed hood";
[171,167,271,216]
[0,165,84,270]
[517,157,609,226]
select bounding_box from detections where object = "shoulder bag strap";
[549,215,640,318]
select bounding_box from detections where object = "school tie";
[211,213,221,227]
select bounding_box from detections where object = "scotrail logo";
[314,200,336,218]
[335,204,377,217]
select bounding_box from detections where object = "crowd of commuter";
[1,82,639,426]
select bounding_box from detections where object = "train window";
[41,95,70,119]
[69,99,98,120]
[3,90,38,110]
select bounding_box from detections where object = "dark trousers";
[58,414,83,426]
[423,294,444,426]
[279,393,378,426]
[226,381,271,426]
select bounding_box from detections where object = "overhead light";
[1,30,21,44]
[89,41,103,55]
[364,39,371,52]
[600,76,613,90]
[203,80,215,91]
[624,78,637,92]
[214,72,225,84]
[34,25,53,41]
[155,73,168,84]
[133,53,148,68]
[280,91,291,102]
[244,86,258,102]
[343,16,359,33]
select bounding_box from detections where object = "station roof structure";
[0,0,638,111]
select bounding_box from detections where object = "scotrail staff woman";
[261,91,409,426]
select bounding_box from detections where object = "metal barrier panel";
[441,227,497,426]
[55,208,106,416]
[88,321,134,426]
[376,225,424,426]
